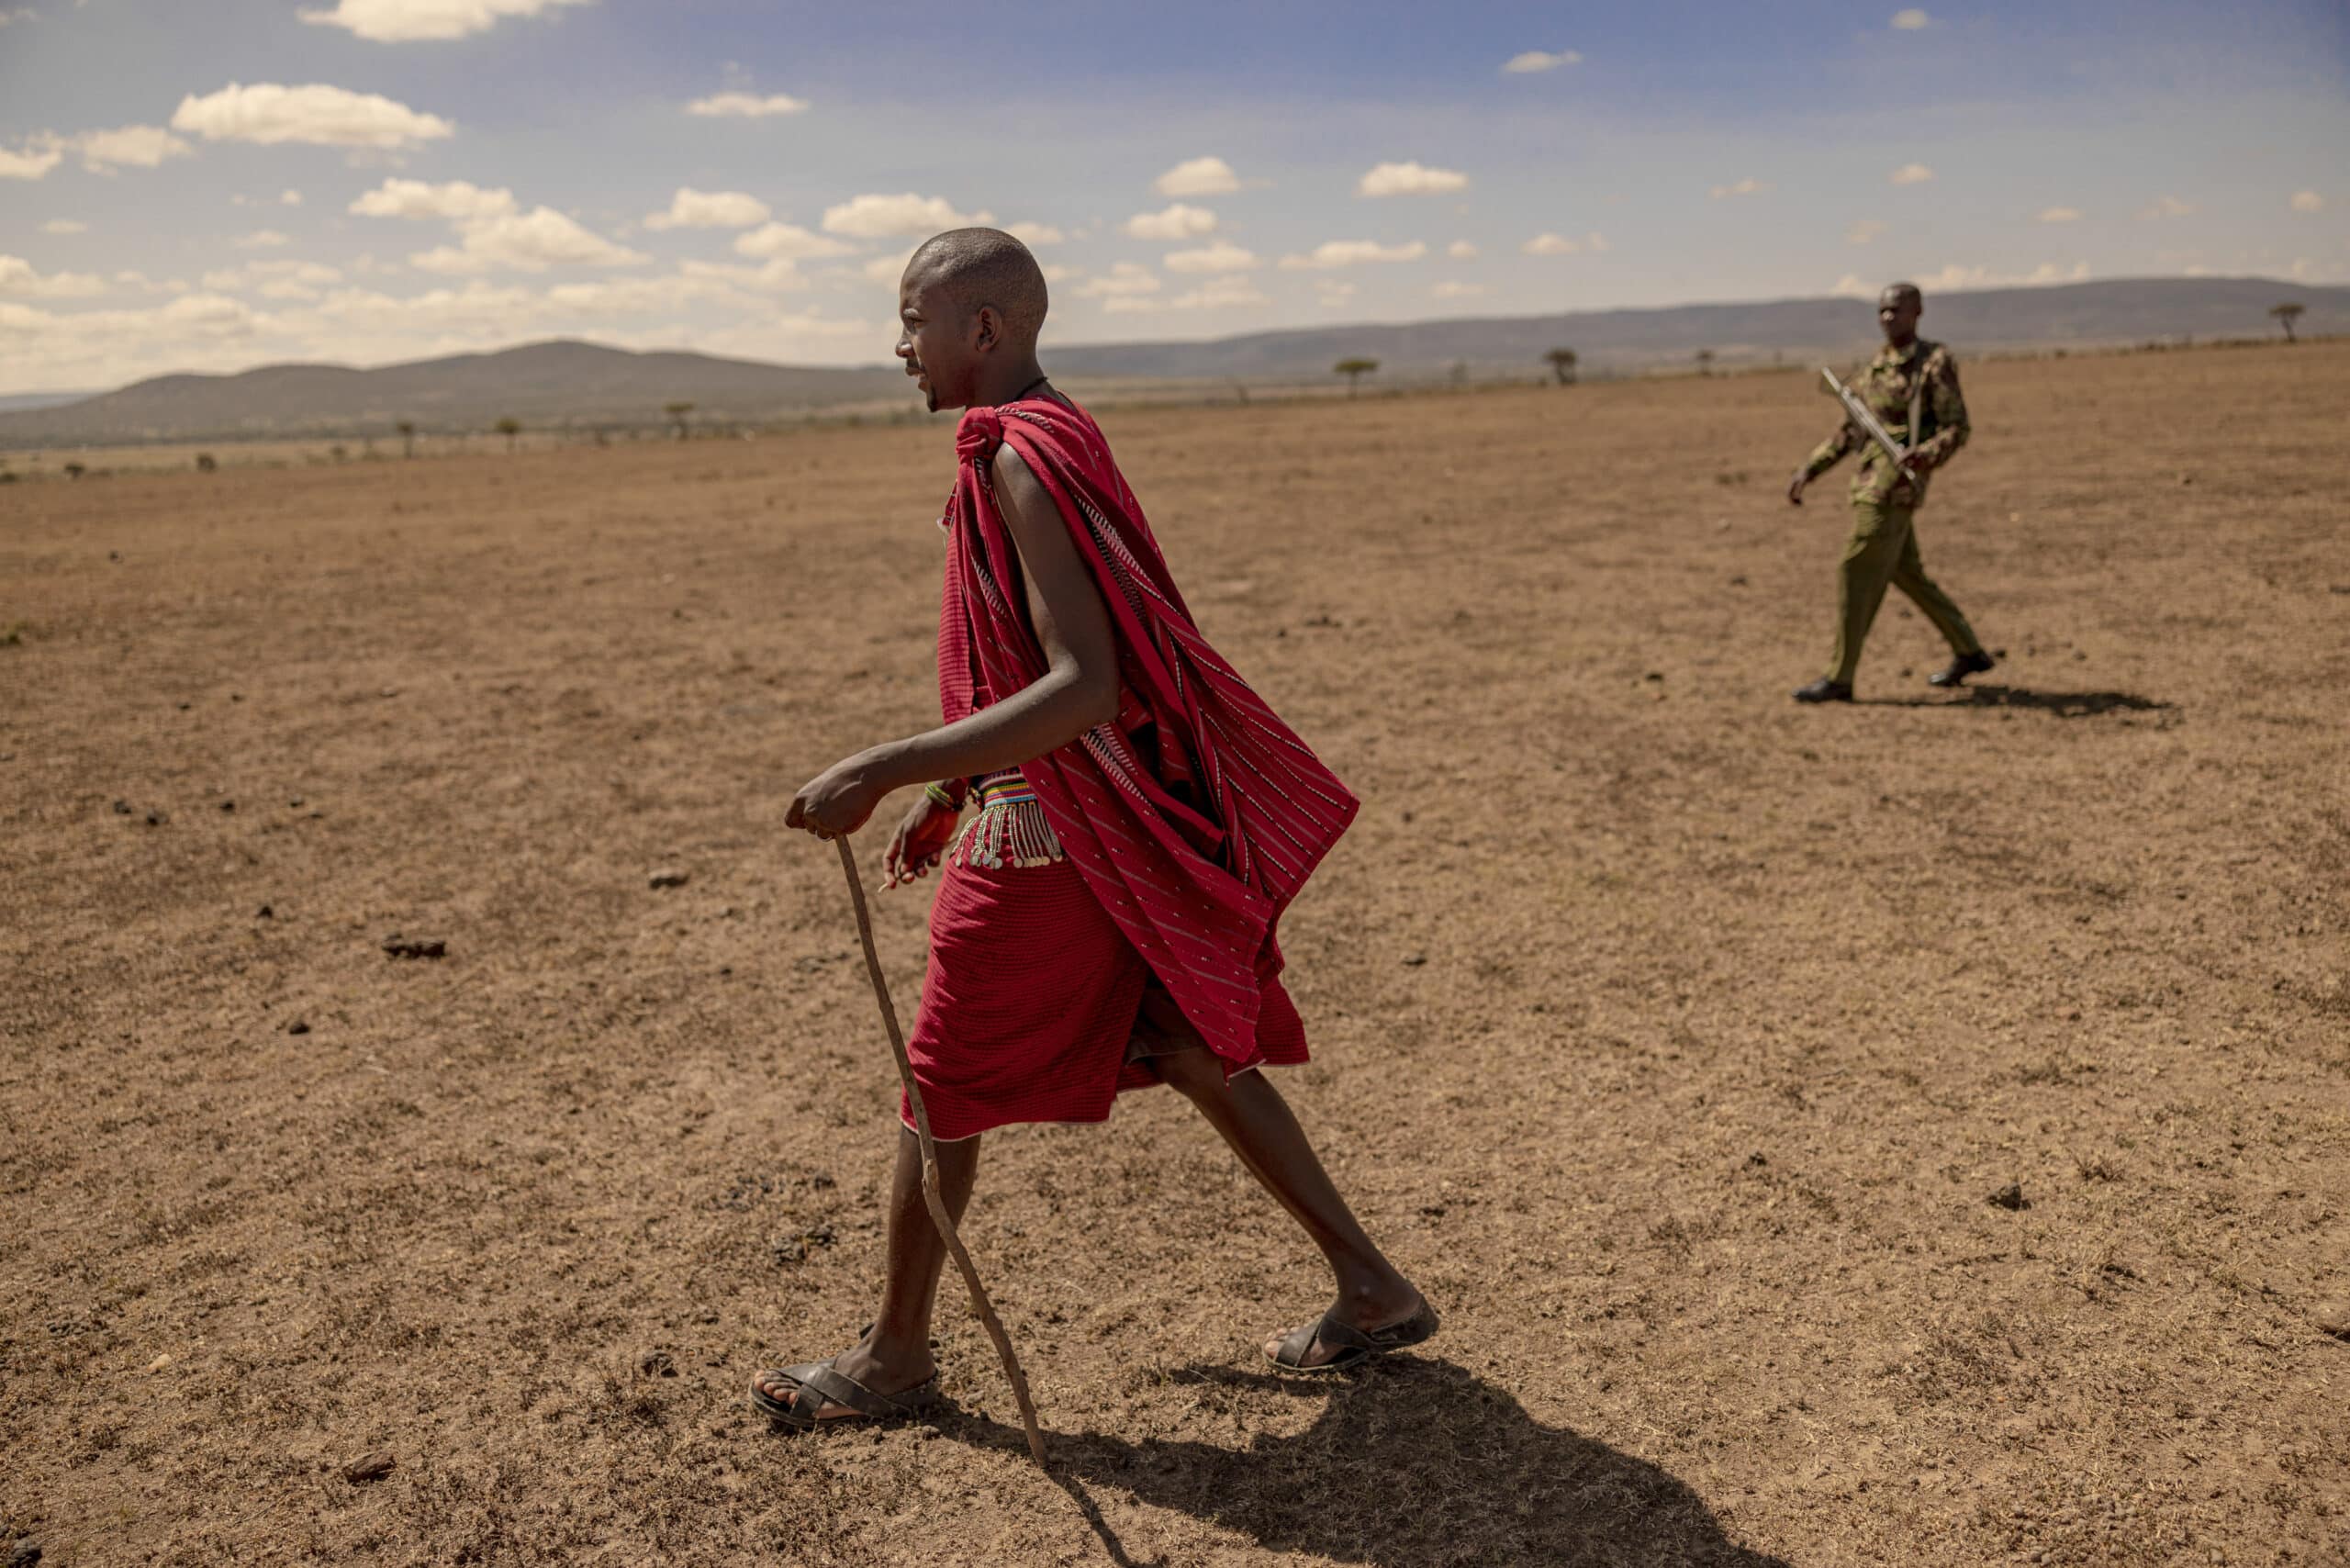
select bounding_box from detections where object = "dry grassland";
[3,342,2345,1566]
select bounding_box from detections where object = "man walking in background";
[1785,281,1993,702]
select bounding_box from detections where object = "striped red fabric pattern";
[937,397,1359,1068]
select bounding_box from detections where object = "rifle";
[1820,366,1911,469]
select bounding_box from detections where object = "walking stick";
[833,833,1048,1470]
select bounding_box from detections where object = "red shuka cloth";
[935,396,1359,1069]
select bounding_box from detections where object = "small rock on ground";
[1988,1182,2030,1210]
[342,1452,396,1484]
[648,868,689,889]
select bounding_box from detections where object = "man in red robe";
[755,228,1432,1428]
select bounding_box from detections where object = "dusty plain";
[3,342,2346,1566]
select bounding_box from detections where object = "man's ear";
[972,304,1000,353]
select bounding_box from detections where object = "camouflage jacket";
[1802,337,1970,508]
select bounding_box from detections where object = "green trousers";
[1828,499,1982,685]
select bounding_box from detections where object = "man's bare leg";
[1154,1049,1425,1367]
[754,1126,975,1419]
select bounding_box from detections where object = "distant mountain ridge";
[1048,276,2346,380]
[3,277,2337,446]
[0,341,906,446]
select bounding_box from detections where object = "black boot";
[1928,650,1995,688]
[1793,678,1853,703]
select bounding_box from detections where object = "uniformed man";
[1785,281,1993,702]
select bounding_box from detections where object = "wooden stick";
[834,833,1048,1470]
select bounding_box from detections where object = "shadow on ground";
[1871,682,2173,718]
[946,1358,1791,1568]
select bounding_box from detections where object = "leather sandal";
[1267,1298,1439,1375]
[750,1357,940,1429]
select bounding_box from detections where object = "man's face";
[1877,288,1922,344]
[896,271,975,413]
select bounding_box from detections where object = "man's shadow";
[1869,682,2171,718]
[943,1358,1791,1568]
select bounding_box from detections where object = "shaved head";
[906,228,1049,345]
[1876,280,1924,347]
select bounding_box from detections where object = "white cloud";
[1358,161,1469,197]
[2288,190,2323,214]
[822,192,990,238]
[862,245,921,286]
[1831,274,1871,298]
[1279,239,1427,270]
[1163,240,1259,274]
[1447,240,1479,260]
[203,258,346,301]
[1123,203,1218,241]
[1502,50,1581,73]
[1709,176,1769,199]
[351,177,517,221]
[41,218,87,235]
[1006,221,1064,246]
[281,189,304,206]
[300,0,592,41]
[73,125,195,172]
[0,292,270,367]
[352,178,635,274]
[1889,162,1935,185]
[1887,261,2092,292]
[2036,207,2082,223]
[1890,8,1930,28]
[1072,262,1160,299]
[1521,232,1581,256]
[1586,231,1611,252]
[677,257,812,293]
[408,207,644,273]
[113,270,185,294]
[644,187,771,230]
[0,7,34,26]
[686,91,810,119]
[1432,281,1486,299]
[1167,274,1269,311]
[0,139,64,180]
[234,230,293,249]
[0,254,109,299]
[172,83,455,149]
[1313,280,1355,308]
[1154,156,1240,197]
[2138,195,2193,220]
[733,221,855,261]
[1846,218,1886,244]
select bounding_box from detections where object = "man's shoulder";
[1917,338,1959,370]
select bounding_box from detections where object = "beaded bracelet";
[924,782,963,812]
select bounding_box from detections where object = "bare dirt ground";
[4,341,2345,1567]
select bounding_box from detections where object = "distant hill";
[1049,276,2348,380]
[0,341,905,446]
[0,390,100,414]
[3,278,2337,447]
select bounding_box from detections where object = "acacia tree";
[1543,347,1579,386]
[1333,357,1379,396]
[665,400,696,440]
[2269,302,2305,344]
[395,420,416,459]
[496,417,521,454]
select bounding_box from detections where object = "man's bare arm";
[803,446,1118,820]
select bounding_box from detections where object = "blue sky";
[2,0,2344,393]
